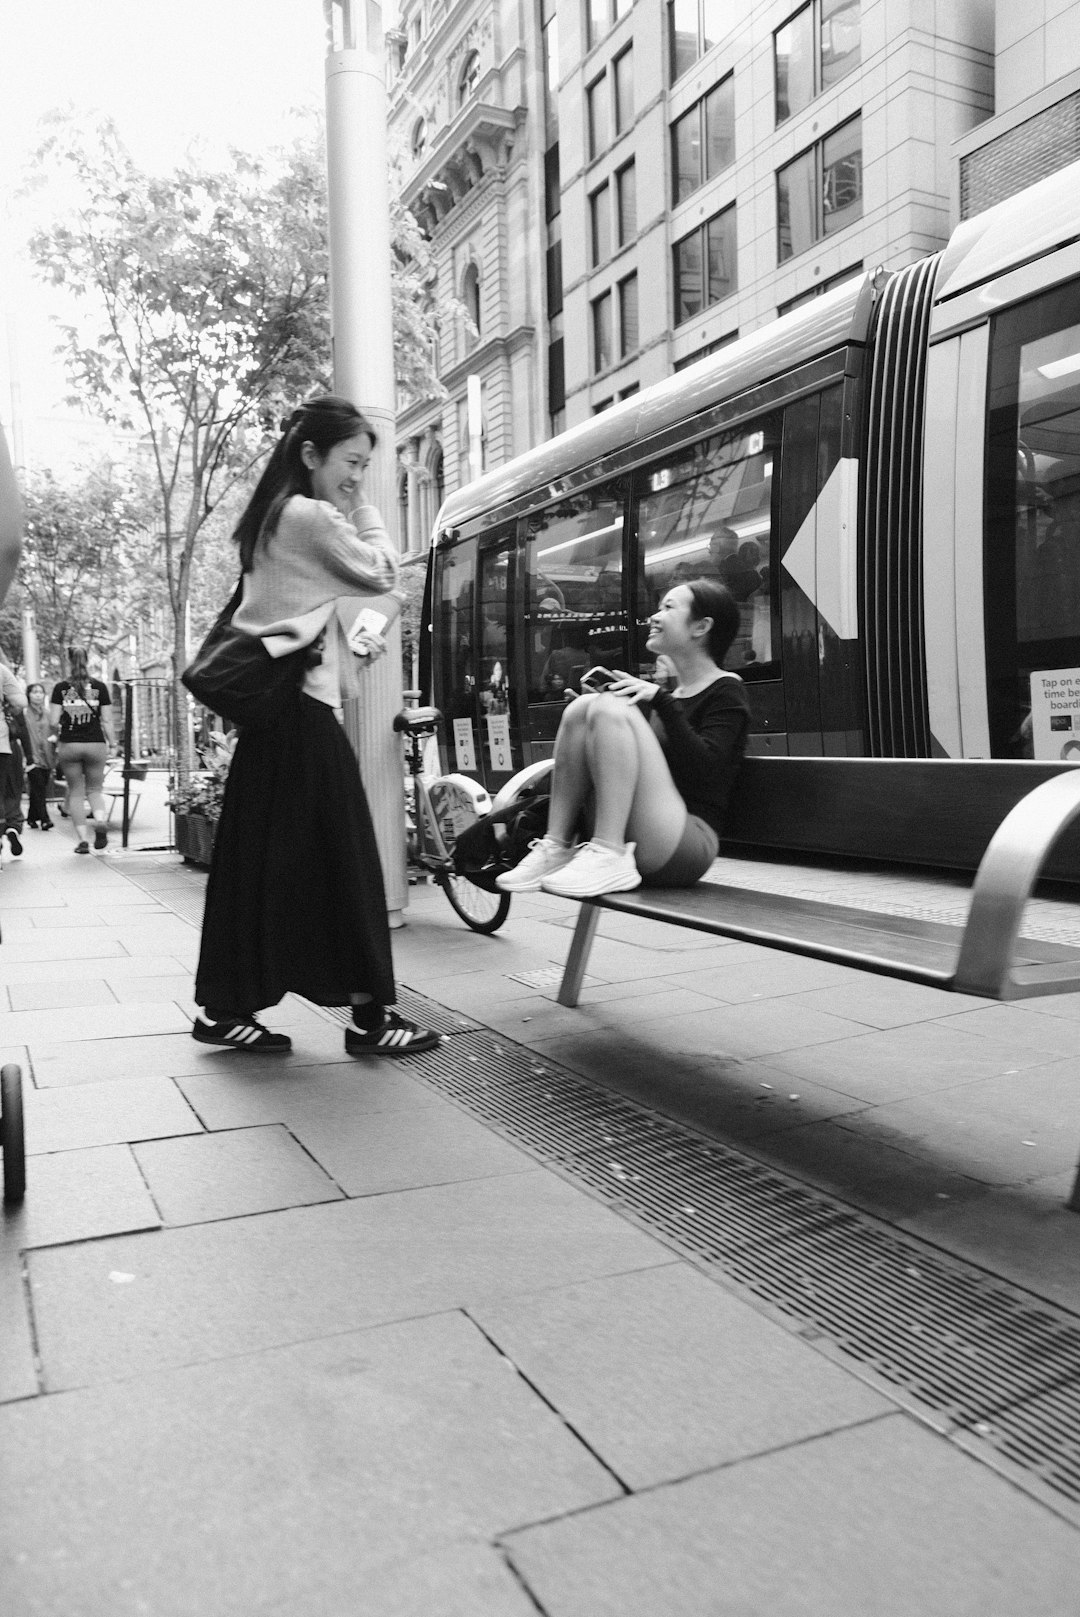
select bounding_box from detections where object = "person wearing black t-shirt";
[49,650,116,855]
[499,577,750,898]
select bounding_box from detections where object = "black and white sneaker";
[345,1011,440,1058]
[6,828,22,858]
[191,1016,292,1053]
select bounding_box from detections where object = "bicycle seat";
[393,706,443,735]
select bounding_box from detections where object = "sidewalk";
[2,785,1080,1615]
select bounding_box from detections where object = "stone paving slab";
[0,953,192,985]
[470,1263,891,1489]
[504,1415,1080,1617]
[0,1311,617,1617]
[7,1144,160,1249]
[176,1063,446,1131]
[762,1017,1056,1102]
[25,1075,203,1154]
[7,979,118,1012]
[0,1241,36,1404]
[1,933,128,962]
[132,1125,345,1224]
[106,975,195,1005]
[27,1171,673,1390]
[663,949,861,1003]
[852,1061,1080,1185]
[0,1001,191,1046]
[778,975,995,1027]
[276,1097,538,1198]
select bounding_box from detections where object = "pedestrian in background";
[0,658,28,861]
[50,650,115,855]
[24,683,55,830]
[192,393,438,1058]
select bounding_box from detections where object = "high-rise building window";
[615,160,637,246]
[618,273,639,357]
[546,241,564,318]
[668,0,726,83]
[590,181,612,267]
[592,289,614,372]
[588,0,633,48]
[411,119,427,161]
[671,73,734,204]
[777,114,862,262]
[545,144,562,222]
[776,262,862,316]
[673,204,737,325]
[587,73,610,160]
[462,262,481,352]
[775,0,860,124]
[613,46,634,135]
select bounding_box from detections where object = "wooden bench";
[553,758,1080,1205]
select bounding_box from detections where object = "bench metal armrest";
[954,769,1080,998]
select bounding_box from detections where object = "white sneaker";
[540,840,641,898]
[496,836,577,892]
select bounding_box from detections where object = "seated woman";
[498,579,750,898]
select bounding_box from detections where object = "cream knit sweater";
[233,495,399,707]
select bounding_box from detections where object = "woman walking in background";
[50,650,115,854]
[24,683,55,830]
[192,393,438,1058]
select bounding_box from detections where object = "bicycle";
[394,705,511,934]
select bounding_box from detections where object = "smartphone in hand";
[579,666,619,692]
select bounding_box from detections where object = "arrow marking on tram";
[781,457,859,641]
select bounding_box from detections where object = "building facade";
[390,0,1000,523]
[953,2,1080,219]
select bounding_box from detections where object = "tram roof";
[934,157,1080,309]
[435,273,876,536]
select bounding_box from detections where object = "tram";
[421,159,1080,795]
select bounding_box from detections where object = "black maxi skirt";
[194,692,396,1014]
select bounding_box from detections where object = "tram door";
[474,528,523,791]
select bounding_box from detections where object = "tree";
[0,463,161,678]
[26,114,447,769]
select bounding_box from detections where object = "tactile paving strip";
[114,853,1080,1520]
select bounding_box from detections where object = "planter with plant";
[169,732,235,866]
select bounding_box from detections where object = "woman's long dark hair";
[683,578,741,665]
[234,394,378,572]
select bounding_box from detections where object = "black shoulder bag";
[181,578,307,729]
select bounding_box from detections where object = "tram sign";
[1030,667,1080,763]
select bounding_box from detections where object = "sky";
[0,0,357,465]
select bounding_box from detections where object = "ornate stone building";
[388,0,547,554]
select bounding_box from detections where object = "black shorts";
[640,813,719,887]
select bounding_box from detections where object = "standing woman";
[192,394,438,1057]
[50,651,115,854]
[24,683,55,829]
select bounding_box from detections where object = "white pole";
[324,0,408,925]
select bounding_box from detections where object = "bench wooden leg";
[557,903,602,1007]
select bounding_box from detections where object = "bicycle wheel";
[439,873,511,934]
[2,1063,26,1205]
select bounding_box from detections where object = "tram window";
[634,418,781,678]
[432,538,477,723]
[478,543,513,717]
[524,485,627,704]
[986,289,1080,758]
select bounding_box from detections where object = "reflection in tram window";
[635,418,781,675]
[478,545,513,714]
[524,484,627,705]
[1015,321,1080,650]
[432,538,476,721]
[987,292,1080,758]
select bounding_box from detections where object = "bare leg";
[584,697,687,873]
[60,759,90,844]
[83,749,108,824]
[546,695,599,844]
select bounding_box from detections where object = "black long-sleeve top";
[649,674,750,835]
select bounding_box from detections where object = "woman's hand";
[352,628,388,664]
[606,670,662,706]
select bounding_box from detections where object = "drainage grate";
[383,1011,1080,1519]
[111,855,1080,1519]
